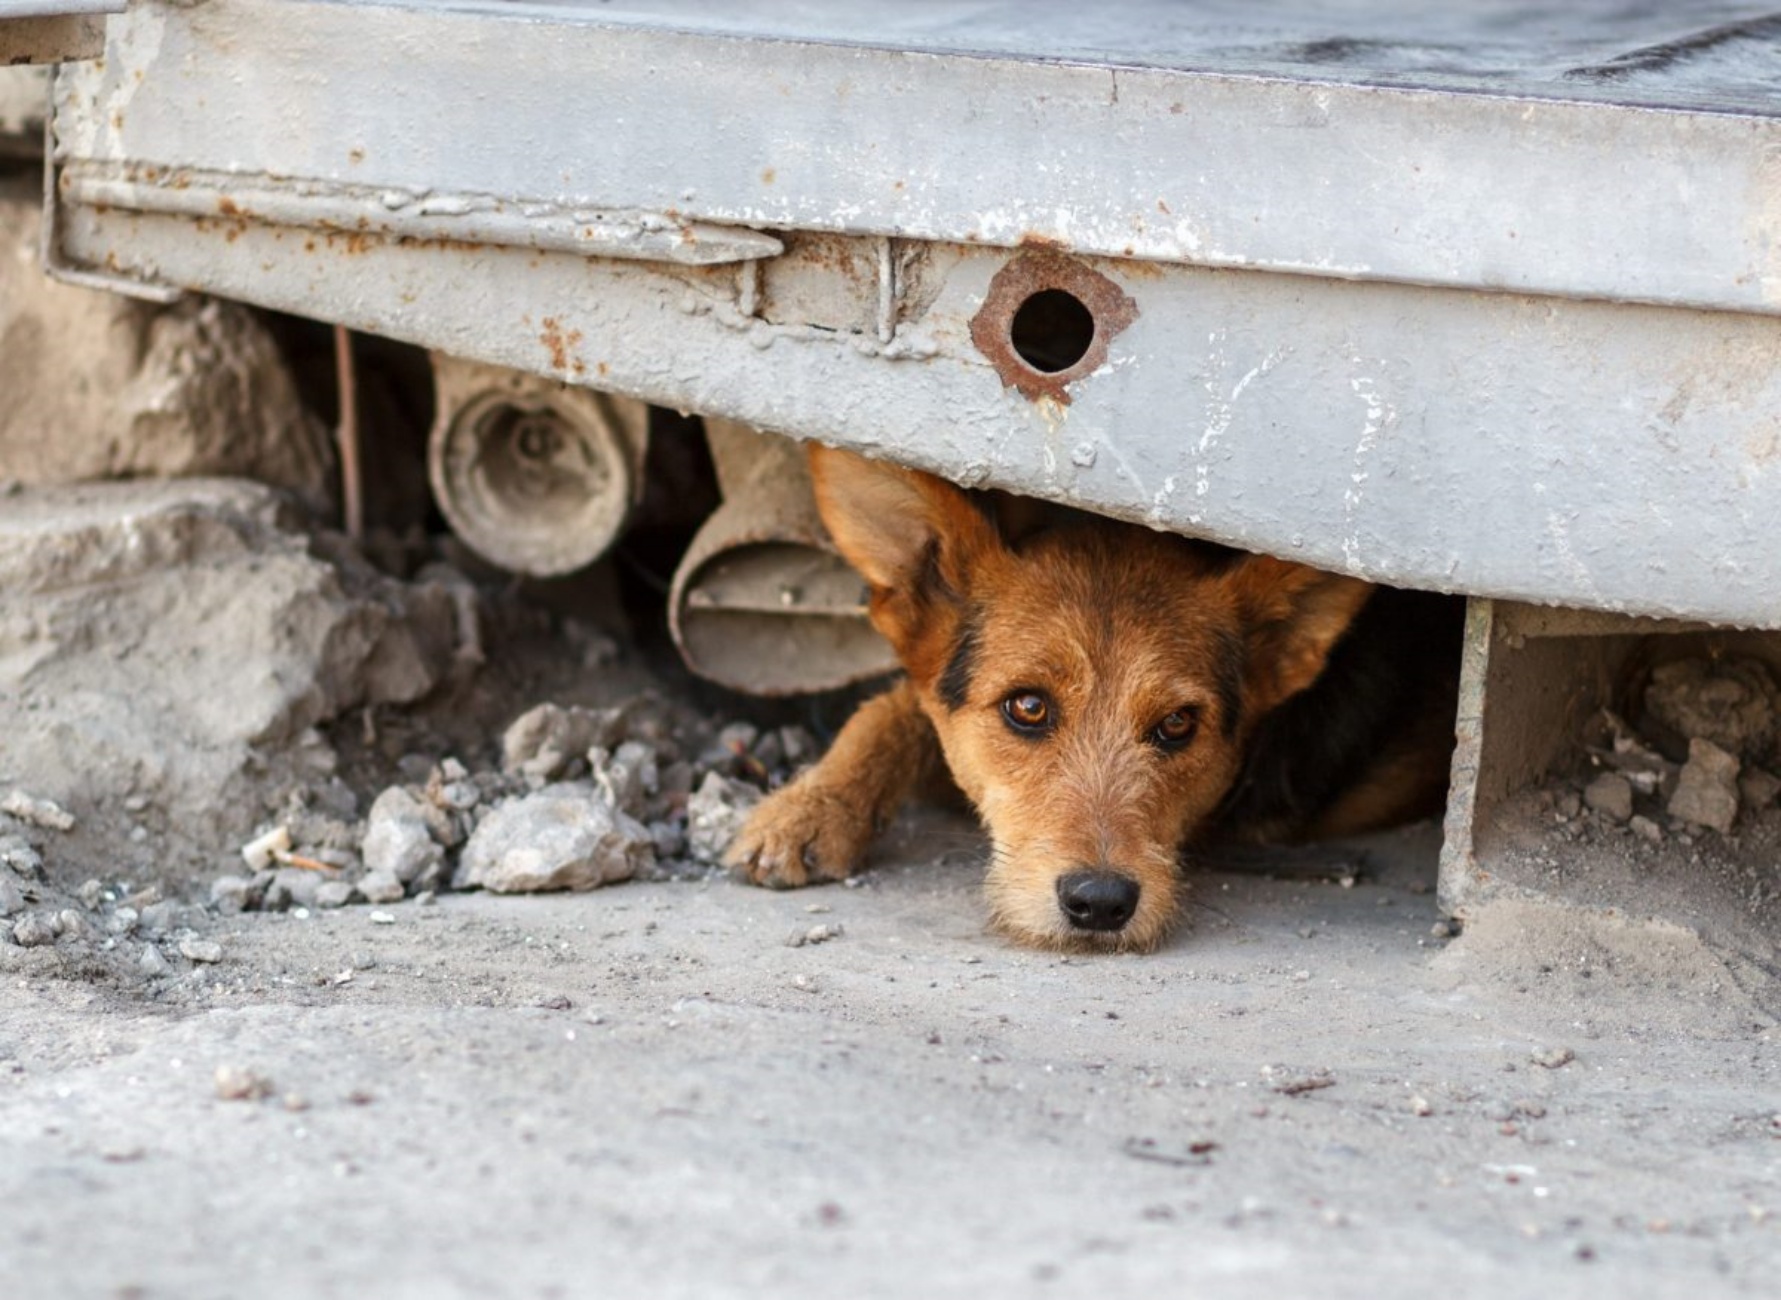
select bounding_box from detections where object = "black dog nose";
[1056,870,1140,932]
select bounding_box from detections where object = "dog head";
[811,444,1373,952]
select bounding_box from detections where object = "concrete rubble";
[0,477,468,862]
[1556,658,1781,845]
[1667,737,1742,835]
[0,176,336,510]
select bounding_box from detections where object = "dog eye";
[1001,691,1053,734]
[1150,707,1199,750]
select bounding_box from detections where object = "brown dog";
[727,444,1462,952]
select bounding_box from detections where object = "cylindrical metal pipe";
[427,354,648,576]
[670,419,897,696]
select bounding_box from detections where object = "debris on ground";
[0,791,76,832]
[213,1066,274,1102]
[1640,656,1779,765]
[1668,737,1741,835]
[0,478,467,862]
[1545,654,1781,847]
[454,784,653,893]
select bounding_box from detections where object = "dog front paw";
[725,782,875,889]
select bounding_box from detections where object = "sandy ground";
[3,808,1776,1300]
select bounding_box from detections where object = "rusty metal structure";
[8,0,1781,923]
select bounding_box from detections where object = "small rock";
[368,910,396,925]
[1531,1046,1575,1069]
[501,703,626,783]
[1582,772,1634,824]
[314,880,354,909]
[357,869,406,905]
[1667,737,1741,834]
[178,938,224,965]
[77,879,105,909]
[0,834,42,878]
[454,784,652,893]
[1739,767,1781,813]
[0,791,74,832]
[138,943,171,978]
[785,923,845,948]
[271,866,323,911]
[1555,790,1582,820]
[12,912,57,946]
[0,875,23,917]
[213,1065,273,1101]
[1629,814,1664,844]
[591,741,658,819]
[437,780,481,812]
[649,820,687,860]
[361,787,446,885]
[685,773,762,865]
[137,900,180,936]
[240,824,292,872]
[1409,1095,1433,1117]
[778,726,817,766]
[55,909,85,940]
[656,761,696,803]
[260,876,294,913]
[209,875,252,914]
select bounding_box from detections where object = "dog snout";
[1056,869,1141,932]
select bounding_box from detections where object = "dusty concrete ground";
[3,805,1777,1299]
[0,476,1776,1299]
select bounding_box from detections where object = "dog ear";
[808,443,1000,640]
[1224,556,1375,715]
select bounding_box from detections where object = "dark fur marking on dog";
[1216,588,1462,833]
[1211,625,1246,740]
[938,613,981,712]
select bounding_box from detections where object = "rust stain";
[349,147,366,165]
[216,197,242,217]
[596,362,610,378]
[1017,231,1068,251]
[1156,199,1171,214]
[539,316,586,375]
[761,168,777,185]
[968,250,1139,405]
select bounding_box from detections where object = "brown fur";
[727,444,1459,952]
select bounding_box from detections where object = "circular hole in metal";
[1008,288,1096,373]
